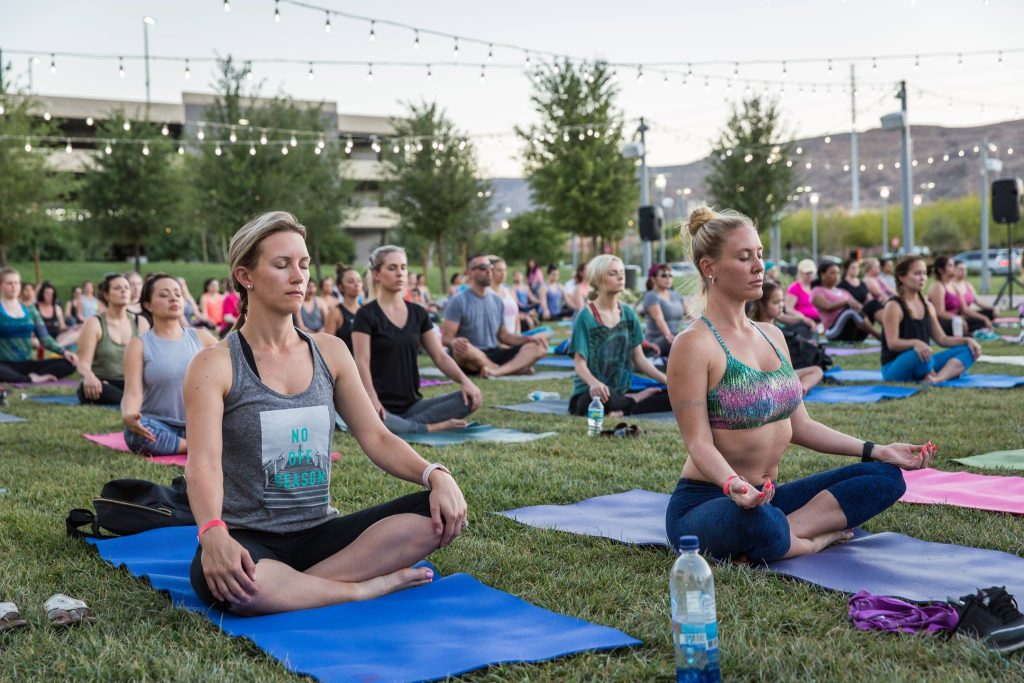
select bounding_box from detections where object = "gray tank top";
[221,330,338,533]
[140,327,202,427]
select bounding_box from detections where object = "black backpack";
[783,326,834,372]
[66,476,195,539]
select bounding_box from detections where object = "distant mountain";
[488,118,1024,224]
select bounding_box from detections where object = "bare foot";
[920,372,940,385]
[28,373,57,384]
[516,366,536,376]
[606,410,624,418]
[359,566,434,600]
[807,529,855,554]
[625,387,659,402]
[479,365,498,379]
[427,418,468,433]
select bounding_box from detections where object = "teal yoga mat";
[0,412,28,423]
[954,449,1024,471]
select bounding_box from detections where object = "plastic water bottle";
[670,535,720,683]
[951,315,964,337]
[527,391,560,401]
[586,396,604,436]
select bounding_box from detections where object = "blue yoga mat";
[824,368,884,382]
[524,325,553,337]
[403,423,558,447]
[87,526,640,683]
[629,375,666,391]
[536,356,576,369]
[0,412,28,423]
[804,385,920,404]
[496,400,675,423]
[762,532,1024,603]
[934,373,1024,389]
[499,489,671,546]
[28,394,119,409]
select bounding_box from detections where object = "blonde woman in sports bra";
[665,208,933,563]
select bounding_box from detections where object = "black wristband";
[861,440,875,462]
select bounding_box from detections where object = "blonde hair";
[227,211,307,331]
[366,244,406,301]
[683,206,754,314]
[585,254,623,301]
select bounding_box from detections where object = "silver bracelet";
[421,463,451,490]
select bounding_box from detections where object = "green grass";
[2,333,1024,681]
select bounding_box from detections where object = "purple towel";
[848,591,958,634]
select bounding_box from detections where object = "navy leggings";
[665,461,906,563]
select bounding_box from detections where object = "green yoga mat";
[954,449,1024,471]
[336,416,556,446]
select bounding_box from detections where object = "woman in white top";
[489,257,520,334]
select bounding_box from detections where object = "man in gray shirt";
[442,254,548,377]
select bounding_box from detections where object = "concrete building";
[26,91,398,262]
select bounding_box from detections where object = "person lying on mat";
[184,211,467,615]
[122,274,217,455]
[353,245,481,434]
[665,207,932,564]
[879,256,980,383]
[0,267,78,384]
[567,255,670,417]
[442,254,549,378]
[76,273,140,406]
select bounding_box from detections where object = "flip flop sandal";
[44,594,96,628]
[0,602,28,633]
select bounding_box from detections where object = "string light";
[636,65,644,83]
[249,143,256,156]
[104,141,112,155]
[290,134,298,147]
[223,0,230,12]
[143,142,151,156]
[184,59,191,79]
[324,11,331,33]
[367,63,374,82]
[118,57,125,78]
[274,0,280,22]
[197,126,205,141]
[281,145,288,155]
[914,55,920,71]
[229,127,237,143]
[781,61,787,78]
[369,20,375,42]
[314,145,322,155]
[177,144,184,155]
[480,65,486,83]
[23,139,32,153]
[308,62,314,80]
[957,53,963,68]
[122,120,131,132]
[453,37,460,59]
[827,59,833,75]
[49,54,56,74]
[43,111,52,121]
[413,30,420,49]
[259,130,267,145]
[488,44,494,62]
[161,123,170,136]
[426,64,432,81]
[64,139,72,153]
[998,51,1003,67]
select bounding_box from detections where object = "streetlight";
[143,16,157,118]
[810,193,820,263]
[879,186,890,255]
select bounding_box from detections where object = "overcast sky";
[2,0,1021,176]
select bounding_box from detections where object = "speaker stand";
[992,221,1024,311]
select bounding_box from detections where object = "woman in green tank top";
[76,273,141,405]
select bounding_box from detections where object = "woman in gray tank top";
[184,212,467,615]
[122,274,218,455]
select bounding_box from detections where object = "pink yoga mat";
[82,433,342,469]
[900,467,1024,515]
[420,378,453,387]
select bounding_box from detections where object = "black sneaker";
[952,589,1024,653]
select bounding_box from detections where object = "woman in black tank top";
[878,256,980,383]
[183,211,467,615]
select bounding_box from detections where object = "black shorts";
[190,491,431,608]
[482,346,519,366]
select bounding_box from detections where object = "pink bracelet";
[197,519,226,540]
[422,463,451,490]
[722,475,741,496]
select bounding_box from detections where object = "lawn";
[2,331,1024,681]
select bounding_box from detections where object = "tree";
[78,112,181,270]
[705,96,798,234]
[517,60,636,251]
[188,58,353,272]
[486,210,565,265]
[381,101,491,287]
[0,67,64,266]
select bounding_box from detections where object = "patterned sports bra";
[703,316,803,430]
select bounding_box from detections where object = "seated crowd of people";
[0,207,1013,620]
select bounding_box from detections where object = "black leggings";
[190,491,432,608]
[939,317,987,335]
[77,378,125,405]
[0,358,75,383]
[569,388,672,416]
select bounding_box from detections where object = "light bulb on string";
[488,44,494,62]
[229,127,237,143]
[177,144,184,155]
[426,64,433,81]
[733,62,739,78]
[308,62,315,80]
[367,63,374,82]
[957,53,963,68]
[213,144,222,157]
[43,111,52,121]
[453,38,460,59]
[23,139,32,153]
[827,59,833,76]
[160,123,169,136]
[274,0,280,22]
[197,126,205,141]
[184,59,191,79]
[317,136,325,150]
[703,76,709,91]
[369,20,376,42]
[64,139,72,153]
[825,136,831,144]
[480,66,486,83]
[104,141,112,155]
[636,65,643,83]
[245,61,253,80]
[392,143,400,154]
[223,0,230,12]
[118,57,125,78]
[998,51,1003,67]
[281,145,288,155]
[249,143,256,156]
[914,55,920,71]
[413,30,420,49]
[50,54,56,74]
[872,57,877,72]
[259,130,267,145]
[524,52,531,68]
[143,143,151,156]
[942,154,949,161]
[324,11,331,33]
[415,141,423,152]
[663,73,670,87]
[290,134,298,148]
[314,146,322,156]
[123,120,131,132]
[781,61,787,78]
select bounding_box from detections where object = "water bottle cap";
[677,535,699,550]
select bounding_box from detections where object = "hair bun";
[686,207,716,236]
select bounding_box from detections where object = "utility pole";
[850,65,859,213]
[143,17,157,120]
[896,81,914,254]
[638,117,651,278]
[979,138,1003,294]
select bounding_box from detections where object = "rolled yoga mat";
[86,526,641,683]
[82,432,341,468]
[954,449,1024,471]
[900,467,1024,515]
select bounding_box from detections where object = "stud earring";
[248,284,253,290]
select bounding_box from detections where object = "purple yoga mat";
[498,489,671,546]
[763,532,1024,603]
